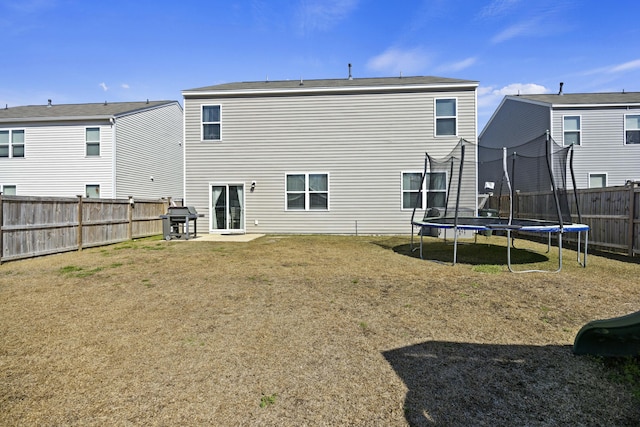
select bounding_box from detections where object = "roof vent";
[348,63,353,80]
[104,100,108,105]
[47,99,52,107]
[558,82,564,95]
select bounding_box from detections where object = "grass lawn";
[1,234,639,426]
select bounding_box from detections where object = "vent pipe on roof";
[47,99,52,107]
[348,63,353,80]
[558,82,564,95]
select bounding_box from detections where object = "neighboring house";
[479,90,640,189]
[0,100,183,199]
[182,76,478,235]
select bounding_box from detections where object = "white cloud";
[121,83,130,89]
[478,82,549,107]
[581,58,640,77]
[607,59,640,73]
[295,0,358,33]
[477,0,521,19]
[366,47,430,75]
[99,82,108,91]
[438,57,477,73]
[491,20,538,43]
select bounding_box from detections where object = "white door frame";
[209,182,245,233]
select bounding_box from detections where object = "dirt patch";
[1,235,639,426]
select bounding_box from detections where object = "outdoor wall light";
[251,181,256,192]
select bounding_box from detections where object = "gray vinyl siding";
[480,98,550,148]
[0,121,114,197]
[184,89,477,234]
[551,106,640,188]
[478,98,550,193]
[114,103,183,200]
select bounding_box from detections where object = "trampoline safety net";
[411,133,580,227]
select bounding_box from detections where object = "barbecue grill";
[160,206,202,240]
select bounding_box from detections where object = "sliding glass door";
[210,184,244,232]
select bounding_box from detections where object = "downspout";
[110,117,116,197]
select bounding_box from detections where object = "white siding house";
[182,76,478,235]
[479,91,640,189]
[0,100,183,199]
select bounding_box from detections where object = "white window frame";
[401,171,447,210]
[285,172,330,211]
[85,184,101,198]
[588,173,607,189]
[85,127,100,156]
[202,105,221,141]
[434,98,457,137]
[563,115,581,146]
[624,114,640,145]
[0,129,25,158]
[1,184,16,195]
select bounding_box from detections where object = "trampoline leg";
[577,229,588,268]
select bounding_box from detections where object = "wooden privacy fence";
[0,195,170,263]
[488,182,640,257]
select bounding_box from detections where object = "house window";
[202,105,221,140]
[435,98,457,136]
[563,116,581,146]
[286,173,329,210]
[402,171,447,209]
[1,185,16,195]
[0,129,25,158]
[86,184,100,198]
[589,173,607,188]
[86,127,100,156]
[625,114,640,144]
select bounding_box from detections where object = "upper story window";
[625,114,640,145]
[563,116,581,146]
[86,127,100,156]
[286,173,329,211]
[202,105,221,140]
[0,129,25,158]
[402,171,447,209]
[435,98,457,136]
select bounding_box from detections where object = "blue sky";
[1,0,639,131]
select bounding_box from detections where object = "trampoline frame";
[410,216,588,273]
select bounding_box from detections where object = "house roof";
[0,100,179,123]
[506,92,640,107]
[183,76,478,96]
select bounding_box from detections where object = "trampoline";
[411,216,588,273]
[409,134,589,273]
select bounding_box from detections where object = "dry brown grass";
[1,234,639,426]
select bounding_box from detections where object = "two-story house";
[182,76,478,235]
[479,90,640,189]
[0,100,183,199]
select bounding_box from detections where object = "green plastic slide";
[573,310,640,357]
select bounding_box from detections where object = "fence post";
[128,196,134,240]
[629,183,637,257]
[77,195,83,251]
